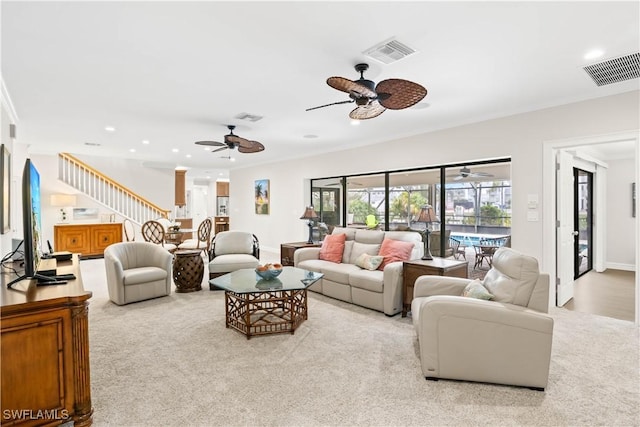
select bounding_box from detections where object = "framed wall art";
[0,144,10,234]
[254,179,270,215]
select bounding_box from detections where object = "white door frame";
[542,130,640,324]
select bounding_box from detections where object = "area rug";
[85,273,639,427]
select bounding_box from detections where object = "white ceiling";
[2,1,639,181]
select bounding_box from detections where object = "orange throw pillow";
[319,233,346,263]
[378,238,414,270]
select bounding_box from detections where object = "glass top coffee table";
[209,267,323,339]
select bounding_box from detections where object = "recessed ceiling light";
[186,154,192,158]
[129,148,136,153]
[104,126,116,132]
[142,140,150,145]
[584,49,604,60]
[230,157,236,162]
[350,120,360,126]
[203,147,211,151]
[303,134,318,139]
[206,176,211,179]
[219,173,223,176]
[172,148,179,153]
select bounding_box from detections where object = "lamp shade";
[50,194,77,207]
[300,206,319,220]
[415,205,438,223]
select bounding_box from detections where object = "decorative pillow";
[319,233,346,263]
[348,242,381,264]
[462,279,495,300]
[354,253,384,271]
[377,238,414,270]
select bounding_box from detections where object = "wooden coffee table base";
[225,289,308,339]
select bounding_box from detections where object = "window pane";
[346,174,385,228]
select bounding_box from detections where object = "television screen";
[7,159,46,288]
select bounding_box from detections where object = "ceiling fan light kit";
[307,63,427,120]
[194,125,265,155]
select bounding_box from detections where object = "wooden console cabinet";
[54,223,122,258]
[1,255,93,426]
[402,258,468,317]
[280,242,322,266]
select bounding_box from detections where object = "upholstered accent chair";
[411,247,554,390]
[208,231,260,288]
[104,241,174,305]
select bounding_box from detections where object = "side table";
[280,241,322,266]
[173,250,204,292]
[402,258,468,317]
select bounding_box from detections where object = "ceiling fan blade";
[349,101,386,120]
[227,134,259,150]
[327,76,377,98]
[195,140,225,147]
[470,172,494,177]
[238,141,265,153]
[375,79,427,110]
[306,100,354,111]
[453,175,464,181]
[211,146,229,153]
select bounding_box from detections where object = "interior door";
[557,150,575,306]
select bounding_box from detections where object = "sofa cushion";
[349,269,384,293]
[319,233,346,263]
[321,263,362,283]
[296,259,326,273]
[378,238,414,270]
[462,279,495,300]
[349,242,382,264]
[213,231,255,255]
[342,240,354,264]
[354,253,384,271]
[354,229,386,244]
[331,227,356,240]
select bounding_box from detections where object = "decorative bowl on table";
[255,263,283,280]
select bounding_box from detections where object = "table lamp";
[414,205,439,260]
[300,206,319,244]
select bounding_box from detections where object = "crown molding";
[1,77,19,124]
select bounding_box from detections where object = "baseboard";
[605,262,635,272]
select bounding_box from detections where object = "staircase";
[58,153,171,225]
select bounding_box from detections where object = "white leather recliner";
[104,241,173,305]
[411,247,554,390]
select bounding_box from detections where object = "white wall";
[229,91,640,269]
[607,157,636,269]
[0,103,14,257]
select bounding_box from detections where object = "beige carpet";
[80,258,639,427]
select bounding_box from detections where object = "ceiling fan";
[306,63,427,120]
[194,125,265,154]
[448,166,494,181]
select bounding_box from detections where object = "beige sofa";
[294,227,423,316]
[411,247,553,390]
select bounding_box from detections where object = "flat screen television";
[7,158,54,288]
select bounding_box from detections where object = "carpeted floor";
[81,258,639,427]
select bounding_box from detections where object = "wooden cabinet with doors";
[175,170,186,206]
[216,181,229,197]
[54,223,123,258]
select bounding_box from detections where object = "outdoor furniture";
[411,247,553,390]
[104,241,173,305]
[450,237,466,260]
[141,220,177,252]
[473,244,497,269]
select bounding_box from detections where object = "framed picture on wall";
[254,179,270,215]
[0,144,10,234]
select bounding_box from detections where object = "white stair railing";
[58,153,171,225]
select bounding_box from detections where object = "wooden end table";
[173,250,204,293]
[402,258,468,317]
[280,241,322,266]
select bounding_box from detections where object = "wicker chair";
[123,218,136,242]
[177,218,213,254]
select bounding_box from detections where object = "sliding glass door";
[574,168,593,278]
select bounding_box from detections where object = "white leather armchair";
[411,247,554,390]
[104,241,174,305]
[208,231,260,288]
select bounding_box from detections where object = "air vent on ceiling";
[363,38,416,64]
[583,52,639,86]
[234,112,263,122]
